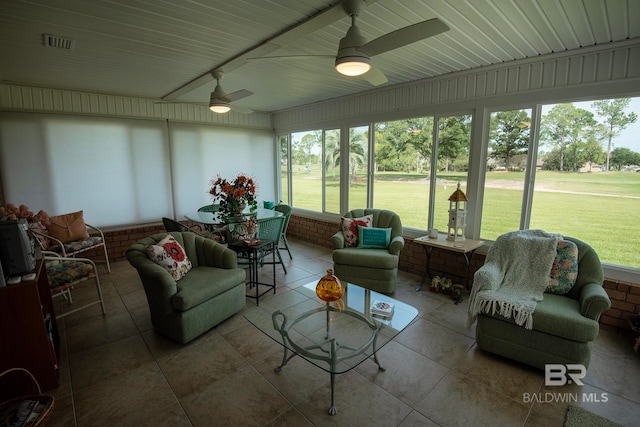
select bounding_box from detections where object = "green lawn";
[289,168,640,268]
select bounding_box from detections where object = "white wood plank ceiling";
[0,0,638,113]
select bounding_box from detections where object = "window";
[372,115,471,230]
[277,97,639,270]
[373,117,433,228]
[347,126,369,211]
[278,135,290,205]
[433,115,472,231]
[481,108,532,240]
[324,129,340,214]
[478,97,640,268]
[530,98,640,268]
[291,130,322,211]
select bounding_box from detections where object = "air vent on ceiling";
[43,34,75,50]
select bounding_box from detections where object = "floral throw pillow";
[341,214,373,247]
[146,235,192,281]
[547,239,579,294]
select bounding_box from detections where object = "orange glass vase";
[315,269,344,302]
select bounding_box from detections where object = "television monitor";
[0,219,36,279]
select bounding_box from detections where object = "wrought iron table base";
[231,240,276,305]
[415,245,478,292]
[272,303,384,415]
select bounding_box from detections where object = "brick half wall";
[84,215,639,338]
[287,213,639,338]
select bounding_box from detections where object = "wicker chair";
[195,205,225,241]
[162,217,202,234]
[273,203,293,259]
[256,215,287,274]
[197,204,220,212]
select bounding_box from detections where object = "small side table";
[414,235,484,292]
[229,239,276,305]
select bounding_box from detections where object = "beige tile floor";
[46,238,640,426]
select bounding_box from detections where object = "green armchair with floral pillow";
[471,234,611,370]
[126,232,245,344]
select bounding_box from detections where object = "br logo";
[545,364,586,386]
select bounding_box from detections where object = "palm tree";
[323,128,368,186]
[348,128,368,186]
[324,130,340,177]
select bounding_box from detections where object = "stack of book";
[371,300,394,318]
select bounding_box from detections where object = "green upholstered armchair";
[474,236,611,370]
[331,209,404,294]
[126,232,246,344]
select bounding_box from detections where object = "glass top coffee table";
[243,280,418,415]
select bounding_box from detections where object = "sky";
[541,96,640,153]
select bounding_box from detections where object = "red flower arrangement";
[208,173,258,219]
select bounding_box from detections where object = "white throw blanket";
[468,229,562,330]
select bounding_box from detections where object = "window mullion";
[428,117,439,231]
[520,104,542,230]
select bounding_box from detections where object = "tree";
[610,147,640,171]
[348,128,368,184]
[374,118,432,173]
[592,98,638,171]
[324,129,340,177]
[291,131,321,168]
[322,128,368,184]
[489,110,530,170]
[539,104,597,172]
[438,115,471,172]
[581,136,605,172]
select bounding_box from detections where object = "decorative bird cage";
[447,182,468,242]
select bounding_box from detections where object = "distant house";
[579,163,602,173]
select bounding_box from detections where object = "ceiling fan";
[207,70,253,113]
[250,0,449,86]
[157,70,254,114]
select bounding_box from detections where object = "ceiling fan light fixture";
[209,103,231,114]
[335,55,371,76]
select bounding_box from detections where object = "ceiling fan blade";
[247,55,334,61]
[154,100,207,106]
[231,105,254,114]
[361,65,387,86]
[358,18,449,57]
[226,89,253,102]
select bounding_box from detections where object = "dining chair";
[194,205,226,241]
[256,216,287,274]
[197,204,220,212]
[162,217,202,234]
[273,203,293,259]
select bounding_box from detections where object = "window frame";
[276,96,639,276]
